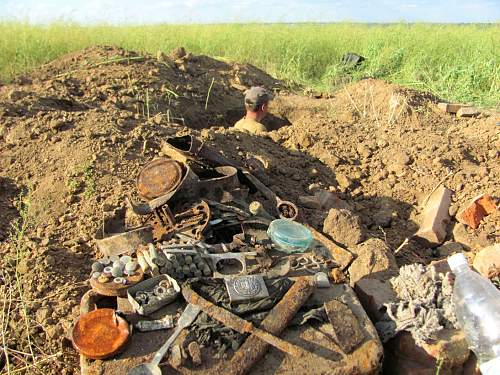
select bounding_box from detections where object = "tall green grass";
[0,22,498,107]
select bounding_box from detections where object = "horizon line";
[1,20,499,26]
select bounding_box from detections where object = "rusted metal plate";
[72,308,130,360]
[137,158,183,200]
[95,226,153,257]
[324,300,364,353]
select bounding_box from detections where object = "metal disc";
[72,308,130,360]
[137,158,183,200]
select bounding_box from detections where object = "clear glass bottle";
[448,253,500,374]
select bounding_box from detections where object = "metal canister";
[134,316,174,331]
[165,253,177,262]
[125,261,138,273]
[103,266,113,277]
[202,265,212,276]
[177,255,185,266]
[193,270,202,277]
[92,262,104,272]
[98,257,111,266]
[120,255,132,265]
[111,265,123,278]
[154,254,166,267]
[163,260,173,271]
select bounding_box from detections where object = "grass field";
[0,22,498,107]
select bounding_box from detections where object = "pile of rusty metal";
[73,135,383,375]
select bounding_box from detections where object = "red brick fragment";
[457,194,497,229]
[477,194,497,214]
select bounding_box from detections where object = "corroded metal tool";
[182,280,311,358]
[127,303,201,375]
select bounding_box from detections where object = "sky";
[0,0,499,24]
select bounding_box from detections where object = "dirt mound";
[0,46,498,374]
[1,45,282,129]
[334,78,440,120]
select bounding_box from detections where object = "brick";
[457,107,480,117]
[354,278,397,321]
[437,102,463,114]
[457,194,497,229]
[477,194,498,214]
[415,187,453,246]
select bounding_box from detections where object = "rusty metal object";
[241,170,277,203]
[225,277,316,375]
[290,253,336,274]
[161,135,243,169]
[242,171,299,220]
[195,166,240,199]
[72,308,130,360]
[89,268,144,297]
[277,199,298,220]
[324,300,364,354]
[163,135,299,218]
[248,201,274,221]
[160,135,203,164]
[150,201,210,242]
[304,224,354,271]
[182,281,310,358]
[132,165,240,214]
[137,158,183,200]
[95,226,153,257]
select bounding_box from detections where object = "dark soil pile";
[0,46,498,374]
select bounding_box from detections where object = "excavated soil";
[0,46,498,374]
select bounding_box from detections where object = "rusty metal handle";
[182,283,306,357]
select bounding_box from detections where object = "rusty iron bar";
[182,282,310,358]
[162,204,176,226]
